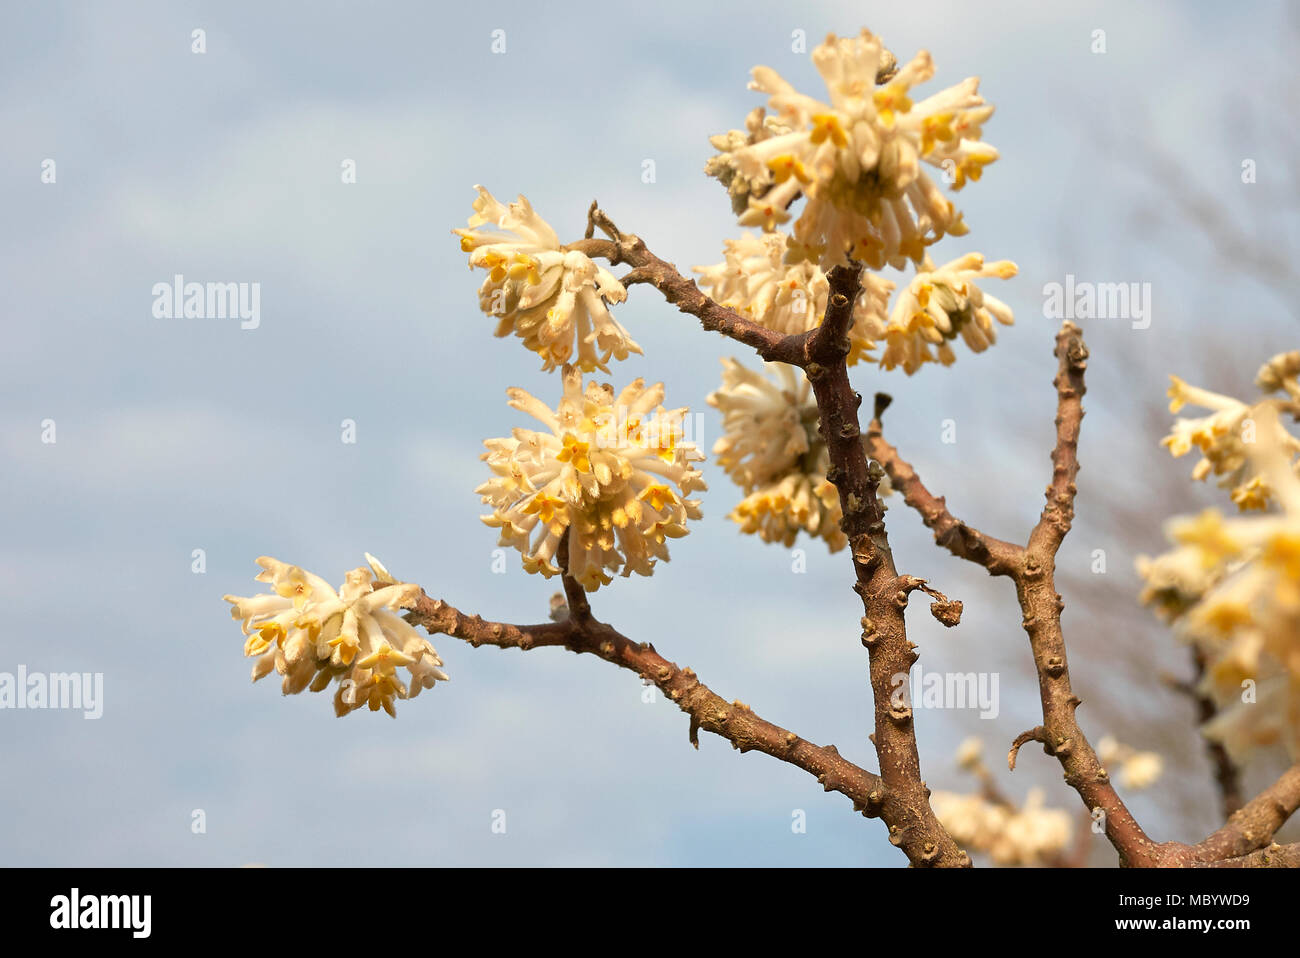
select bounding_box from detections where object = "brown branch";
[1028,321,1088,556]
[866,322,1299,867]
[401,592,894,824]
[562,223,1295,868]
[555,537,592,625]
[1196,843,1300,869]
[1008,322,1169,865]
[1008,727,1047,771]
[561,221,969,865]
[1189,648,1244,819]
[1163,656,1244,821]
[866,399,1022,576]
[801,263,969,867]
[867,321,1164,865]
[1168,763,1300,865]
[564,214,810,366]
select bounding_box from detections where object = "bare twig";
[1029,322,1088,554]
[863,321,1300,866]
[867,322,1163,865]
[1006,323,1164,865]
[401,592,893,819]
[1008,727,1047,771]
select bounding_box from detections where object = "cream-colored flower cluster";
[707,358,888,550]
[454,186,641,372]
[700,32,1017,377]
[697,240,1016,375]
[705,106,796,219]
[936,738,1073,866]
[1162,352,1300,510]
[477,365,706,591]
[694,231,893,366]
[223,555,448,718]
[931,789,1072,867]
[706,29,998,273]
[453,187,712,587]
[1097,736,1164,790]
[1139,405,1300,761]
[878,253,1016,374]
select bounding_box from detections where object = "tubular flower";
[693,231,894,365]
[878,253,1017,374]
[1138,420,1300,760]
[1162,354,1300,510]
[704,107,797,218]
[453,185,641,372]
[477,365,706,591]
[223,555,448,718]
[705,29,998,272]
[707,358,889,551]
[1255,350,1300,399]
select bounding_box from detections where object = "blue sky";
[2,0,1294,866]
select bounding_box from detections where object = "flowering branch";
[566,210,811,366]
[565,197,974,865]
[799,263,968,866]
[565,224,968,864]
[400,590,892,813]
[222,25,1298,869]
[867,323,1300,866]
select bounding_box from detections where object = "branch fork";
[450,200,1299,867]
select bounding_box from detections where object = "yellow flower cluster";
[223,555,448,718]
[878,253,1017,373]
[694,231,894,366]
[936,739,1075,866]
[454,186,640,372]
[1140,401,1300,760]
[707,359,889,550]
[705,29,998,272]
[477,365,706,590]
[931,788,1072,866]
[1162,352,1300,510]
